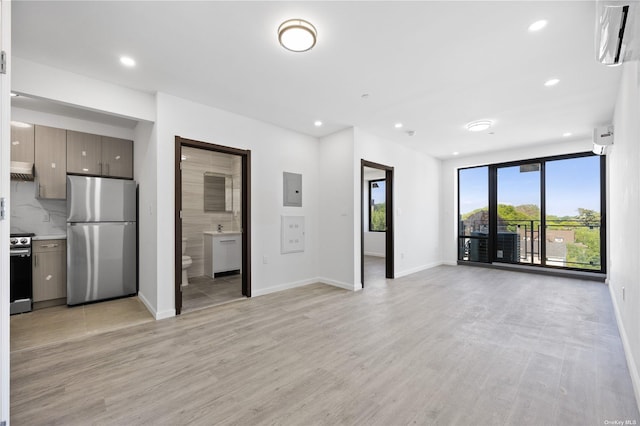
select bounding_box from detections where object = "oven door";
[10,248,33,313]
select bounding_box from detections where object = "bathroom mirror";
[204,172,233,212]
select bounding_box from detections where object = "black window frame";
[369,178,386,232]
[457,151,606,274]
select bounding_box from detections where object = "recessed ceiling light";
[465,120,493,132]
[407,130,416,136]
[314,120,323,127]
[528,20,548,32]
[394,123,403,129]
[120,56,136,67]
[544,78,560,87]
[562,132,572,137]
[10,92,18,97]
[361,93,370,99]
[278,19,317,52]
[453,152,459,156]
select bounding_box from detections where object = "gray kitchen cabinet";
[35,125,67,199]
[66,130,102,176]
[10,121,35,163]
[101,136,133,179]
[32,239,67,308]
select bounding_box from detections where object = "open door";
[361,160,394,288]
[0,0,12,421]
[174,136,251,314]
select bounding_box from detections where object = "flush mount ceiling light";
[314,120,323,127]
[562,132,572,137]
[452,152,460,156]
[465,120,493,132]
[120,56,136,67]
[394,123,403,129]
[278,19,317,52]
[528,19,548,32]
[544,78,560,87]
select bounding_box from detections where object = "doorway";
[174,136,251,314]
[361,160,394,288]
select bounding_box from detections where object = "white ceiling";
[12,1,622,159]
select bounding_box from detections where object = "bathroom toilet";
[181,237,193,286]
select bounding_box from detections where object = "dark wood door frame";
[174,136,252,315]
[361,159,394,288]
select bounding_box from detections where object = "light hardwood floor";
[11,265,639,425]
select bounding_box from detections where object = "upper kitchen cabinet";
[10,121,35,163]
[67,131,133,179]
[35,125,67,199]
[102,136,133,179]
[66,130,102,176]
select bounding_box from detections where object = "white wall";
[133,120,158,316]
[354,128,442,279]
[318,128,358,289]
[363,230,386,257]
[439,138,593,265]
[608,60,640,408]
[12,57,156,123]
[154,92,321,312]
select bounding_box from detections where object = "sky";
[371,180,386,205]
[459,156,600,217]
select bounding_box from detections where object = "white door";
[0,0,12,423]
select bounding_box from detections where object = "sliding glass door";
[545,156,602,270]
[457,152,605,273]
[458,167,489,262]
[495,163,541,264]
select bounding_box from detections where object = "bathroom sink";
[203,230,242,236]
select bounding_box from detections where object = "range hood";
[10,161,34,181]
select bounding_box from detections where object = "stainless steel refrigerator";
[67,176,137,305]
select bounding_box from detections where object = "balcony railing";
[458,219,601,271]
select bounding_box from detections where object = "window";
[457,152,605,273]
[369,179,386,232]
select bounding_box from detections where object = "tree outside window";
[369,179,386,232]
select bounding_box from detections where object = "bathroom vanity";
[203,231,242,278]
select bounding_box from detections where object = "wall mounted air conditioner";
[593,125,614,155]
[596,1,639,66]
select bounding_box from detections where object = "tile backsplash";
[10,181,67,236]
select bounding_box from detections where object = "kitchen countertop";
[33,234,67,240]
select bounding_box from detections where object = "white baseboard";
[251,278,319,297]
[364,252,385,258]
[394,261,443,278]
[156,308,177,320]
[442,260,457,266]
[138,291,175,320]
[609,282,640,411]
[318,277,361,292]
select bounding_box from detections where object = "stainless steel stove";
[10,233,34,314]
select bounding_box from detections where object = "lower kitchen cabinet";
[32,239,67,309]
